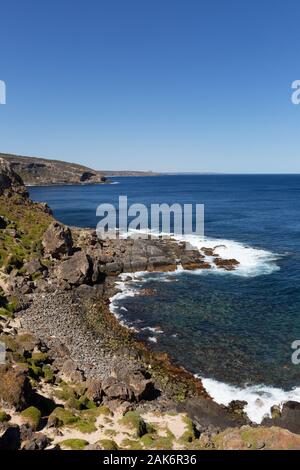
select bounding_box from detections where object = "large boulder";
[21,433,51,450]
[42,222,73,259]
[85,378,103,403]
[24,258,45,276]
[61,359,85,383]
[57,251,92,286]
[0,365,32,411]
[102,377,133,401]
[5,273,34,296]
[111,367,156,401]
[101,261,123,276]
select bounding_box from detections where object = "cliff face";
[0,153,108,186]
[0,157,29,198]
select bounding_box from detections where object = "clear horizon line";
[102,171,300,175]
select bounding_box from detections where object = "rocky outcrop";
[178,396,248,433]
[102,377,133,401]
[42,222,73,259]
[111,367,156,401]
[57,251,92,286]
[0,157,28,198]
[213,257,240,271]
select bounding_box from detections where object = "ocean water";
[30,175,300,422]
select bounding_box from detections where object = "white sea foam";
[109,276,141,332]
[200,377,300,424]
[148,336,158,343]
[173,234,281,277]
[121,228,281,278]
[142,326,164,334]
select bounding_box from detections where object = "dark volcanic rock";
[227,400,248,416]
[262,401,300,435]
[22,433,51,450]
[42,222,73,259]
[178,396,249,433]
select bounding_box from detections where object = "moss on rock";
[60,439,89,450]
[121,438,143,450]
[48,407,79,427]
[119,411,147,438]
[20,406,41,430]
[97,439,118,450]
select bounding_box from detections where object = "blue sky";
[0,0,300,172]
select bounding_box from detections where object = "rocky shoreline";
[1,157,300,450]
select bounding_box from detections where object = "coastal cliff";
[0,153,160,186]
[1,158,300,451]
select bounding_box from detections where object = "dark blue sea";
[29,175,300,422]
